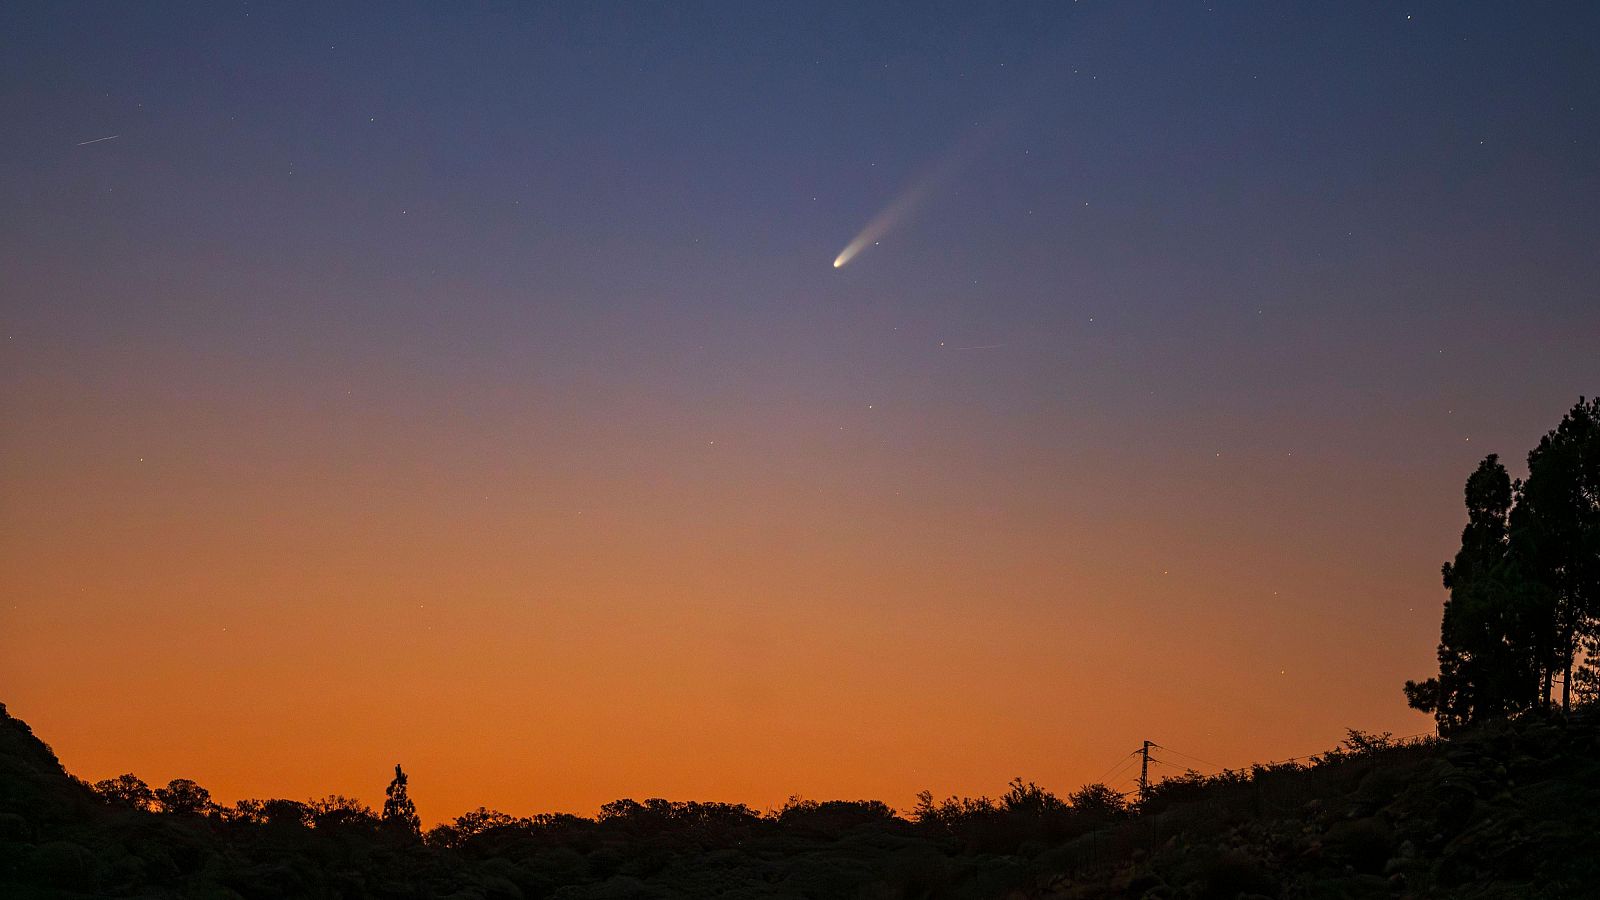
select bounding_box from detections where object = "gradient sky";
[3,2,1598,824]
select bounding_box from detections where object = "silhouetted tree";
[426,807,525,848]
[776,797,895,834]
[154,778,212,816]
[92,773,155,811]
[1511,397,1600,712]
[222,797,312,826]
[310,794,377,830]
[1408,398,1600,728]
[223,798,267,824]
[381,764,421,837]
[596,797,761,840]
[451,806,521,834]
[1407,455,1530,729]
[261,798,314,828]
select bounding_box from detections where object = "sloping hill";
[1071,719,1600,898]
[0,702,97,828]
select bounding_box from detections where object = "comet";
[831,121,1004,269]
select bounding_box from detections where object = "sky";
[2,1,1598,823]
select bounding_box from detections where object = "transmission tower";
[1137,740,1153,805]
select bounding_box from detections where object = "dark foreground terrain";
[2,702,1597,899]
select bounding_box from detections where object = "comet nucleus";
[829,122,1002,269]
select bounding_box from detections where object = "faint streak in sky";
[75,135,120,146]
[832,120,1008,269]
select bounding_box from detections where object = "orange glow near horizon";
[11,4,1600,829]
[10,1,1600,833]
[0,339,1467,826]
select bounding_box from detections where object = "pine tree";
[1407,455,1524,730]
[1408,398,1600,728]
[1512,397,1600,712]
[381,764,420,837]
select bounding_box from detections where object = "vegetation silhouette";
[3,398,1598,897]
[1405,397,1600,730]
[383,765,423,839]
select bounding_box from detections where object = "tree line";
[93,764,424,837]
[88,766,1135,849]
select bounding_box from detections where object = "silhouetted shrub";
[1002,777,1067,815]
[1067,782,1127,822]
[911,790,998,827]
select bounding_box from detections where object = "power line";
[1091,749,1140,784]
[1145,731,1439,778]
[1152,744,1224,771]
[1099,755,1141,785]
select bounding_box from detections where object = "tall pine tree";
[1406,455,1527,730]
[1512,396,1600,711]
[381,764,421,837]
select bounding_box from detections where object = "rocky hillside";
[1092,717,1600,898]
